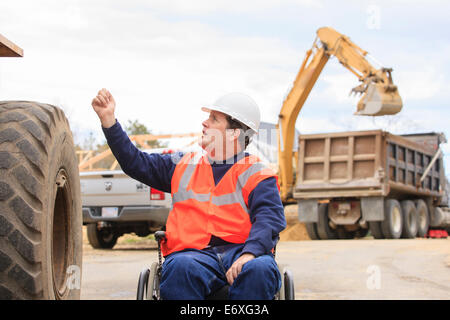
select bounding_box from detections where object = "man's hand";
[91,88,116,128]
[226,253,255,285]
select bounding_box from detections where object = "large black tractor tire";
[0,101,82,300]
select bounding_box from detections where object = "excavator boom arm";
[277,27,402,203]
[277,44,329,201]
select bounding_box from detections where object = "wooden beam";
[129,132,201,142]
[79,149,112,170]
[0,34,23,57]
[78,132,201,171]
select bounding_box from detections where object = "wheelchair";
[137,231,295,300]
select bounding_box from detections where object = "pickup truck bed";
[80,170,171,248]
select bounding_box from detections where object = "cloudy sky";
[0,0,449,175]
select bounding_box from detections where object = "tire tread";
[0,101,74,299]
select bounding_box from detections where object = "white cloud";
[0,0,303,147]
[0,0,449,173]
[135,0,323,15]
[321,72,362,105]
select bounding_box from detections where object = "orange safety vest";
[161,152,279,256]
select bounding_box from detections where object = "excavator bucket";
[354,82,403,116]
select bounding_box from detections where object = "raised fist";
[92,88,116,128]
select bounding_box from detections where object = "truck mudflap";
[361,197,384,222]
[83,206,169,224]
[298,197,386,224]
[297,199,318,223]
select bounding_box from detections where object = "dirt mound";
[280,222,310,241]
[279,204,311,241]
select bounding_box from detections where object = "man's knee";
[160,250,221,300]
[242,255,279,277]
[229,255,281,299]
[163,251,201,278]
[160,252,205,299]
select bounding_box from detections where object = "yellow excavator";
[277,27,403,203]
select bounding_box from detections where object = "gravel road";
[80,238,450,300]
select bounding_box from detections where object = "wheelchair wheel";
[137,262,161,300]
[147,262,161,300]
[137,267,150,300]
[276,264,295,300]
[283,268,295,300]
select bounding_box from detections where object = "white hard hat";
[202,92,261,133]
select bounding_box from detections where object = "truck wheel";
[354,228,369,238]
[401,200,418,238]
[381,199,403,239]
[415,200,429,238]
[0,101,82,299]
[316,203,337,240]
[305,223,320,240]
[336,227,355,239]
[86,223,118,249]
[368,222,384,239]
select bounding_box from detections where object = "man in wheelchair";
[92,90,287,299]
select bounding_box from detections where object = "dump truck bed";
[294,130,444,201]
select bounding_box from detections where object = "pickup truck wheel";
[0,101,82,299]
[381,199,403,239]
[316,203,338,239]
[415,200,429,238]
[86,223,118,249]
[401,200,418,238]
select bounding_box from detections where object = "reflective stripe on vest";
[161,152,278,256]
[172,159,267,212]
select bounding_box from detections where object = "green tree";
[124,119,167,149]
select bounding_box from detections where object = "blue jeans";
[159,244,281,300]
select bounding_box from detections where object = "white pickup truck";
[80,150,173,249]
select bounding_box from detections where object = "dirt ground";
[81,225,450,300]
[279,204,310,241]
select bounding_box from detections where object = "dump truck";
[296,130,450,239]
[0,34,82,299]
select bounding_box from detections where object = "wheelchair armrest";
[155,231,167,243]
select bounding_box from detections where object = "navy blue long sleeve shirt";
[102,120,286,257]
